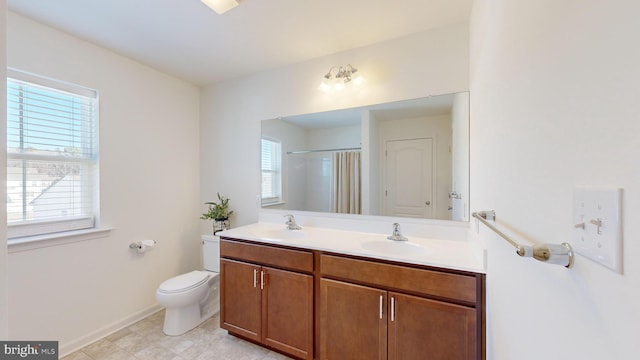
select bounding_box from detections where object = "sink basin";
[361,240,428,257]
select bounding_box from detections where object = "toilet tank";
[202,235,220,272]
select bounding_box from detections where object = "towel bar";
[472,210,574,268]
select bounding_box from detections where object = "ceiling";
[8,0,472,86]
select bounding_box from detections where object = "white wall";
[7,12,201,354]
[0,0,8,341]
[361,111,380,215]
[470,1,640,359]
[200,22,469,232]
[306,125,361,150]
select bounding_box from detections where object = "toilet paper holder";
[129,239,157,253]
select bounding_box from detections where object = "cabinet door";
[320,279,387,360]
[388,292,477,360]
[220,259,262,342]
[262,267,314,360]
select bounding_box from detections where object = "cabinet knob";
[425,201,431,205]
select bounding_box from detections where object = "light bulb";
[319,81,331,92]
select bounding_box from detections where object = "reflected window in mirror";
[261,137,282,206]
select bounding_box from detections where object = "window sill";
[8,227,114,253]
[262,201,286,208]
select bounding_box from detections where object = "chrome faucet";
[283,214,302,230]
[387,223,408,241]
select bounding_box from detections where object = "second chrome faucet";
[387,223,408,241]
[284,214,302,230]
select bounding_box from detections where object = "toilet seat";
[158,271,209,294]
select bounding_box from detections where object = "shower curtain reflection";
[331,151,361,214]
[286,150,362,214]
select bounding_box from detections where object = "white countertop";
[218,222,486,274]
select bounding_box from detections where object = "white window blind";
[261,137,281,205]
[7,69,99,239]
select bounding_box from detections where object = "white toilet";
[156,235,220,336]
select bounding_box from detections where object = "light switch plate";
[571,187,623,273]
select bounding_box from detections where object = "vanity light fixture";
[320,64,362,92]
[323,64,358,83]
[201,0,239,14]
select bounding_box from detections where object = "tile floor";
[62,311,292,360]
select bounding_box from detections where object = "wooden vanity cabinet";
[388,291,477,360]
[320,254,482,360]
[220,238,314,360]
[220,237,485,360]
[320,279,388,360]
[220,258,261,341]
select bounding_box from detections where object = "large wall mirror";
[261,92,469,222]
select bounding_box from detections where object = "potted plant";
[201,193,234,235]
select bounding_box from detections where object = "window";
[7,69,99,239]
[261,137,281,205]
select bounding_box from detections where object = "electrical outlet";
[571,187,623,273]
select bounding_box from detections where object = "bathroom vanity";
[220,238,314,360]
[219,222,485,360]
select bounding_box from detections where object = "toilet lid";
[158,271,209,294]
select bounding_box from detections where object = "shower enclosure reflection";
[261,92,469,222]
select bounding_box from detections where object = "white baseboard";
[60,304,163,357]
